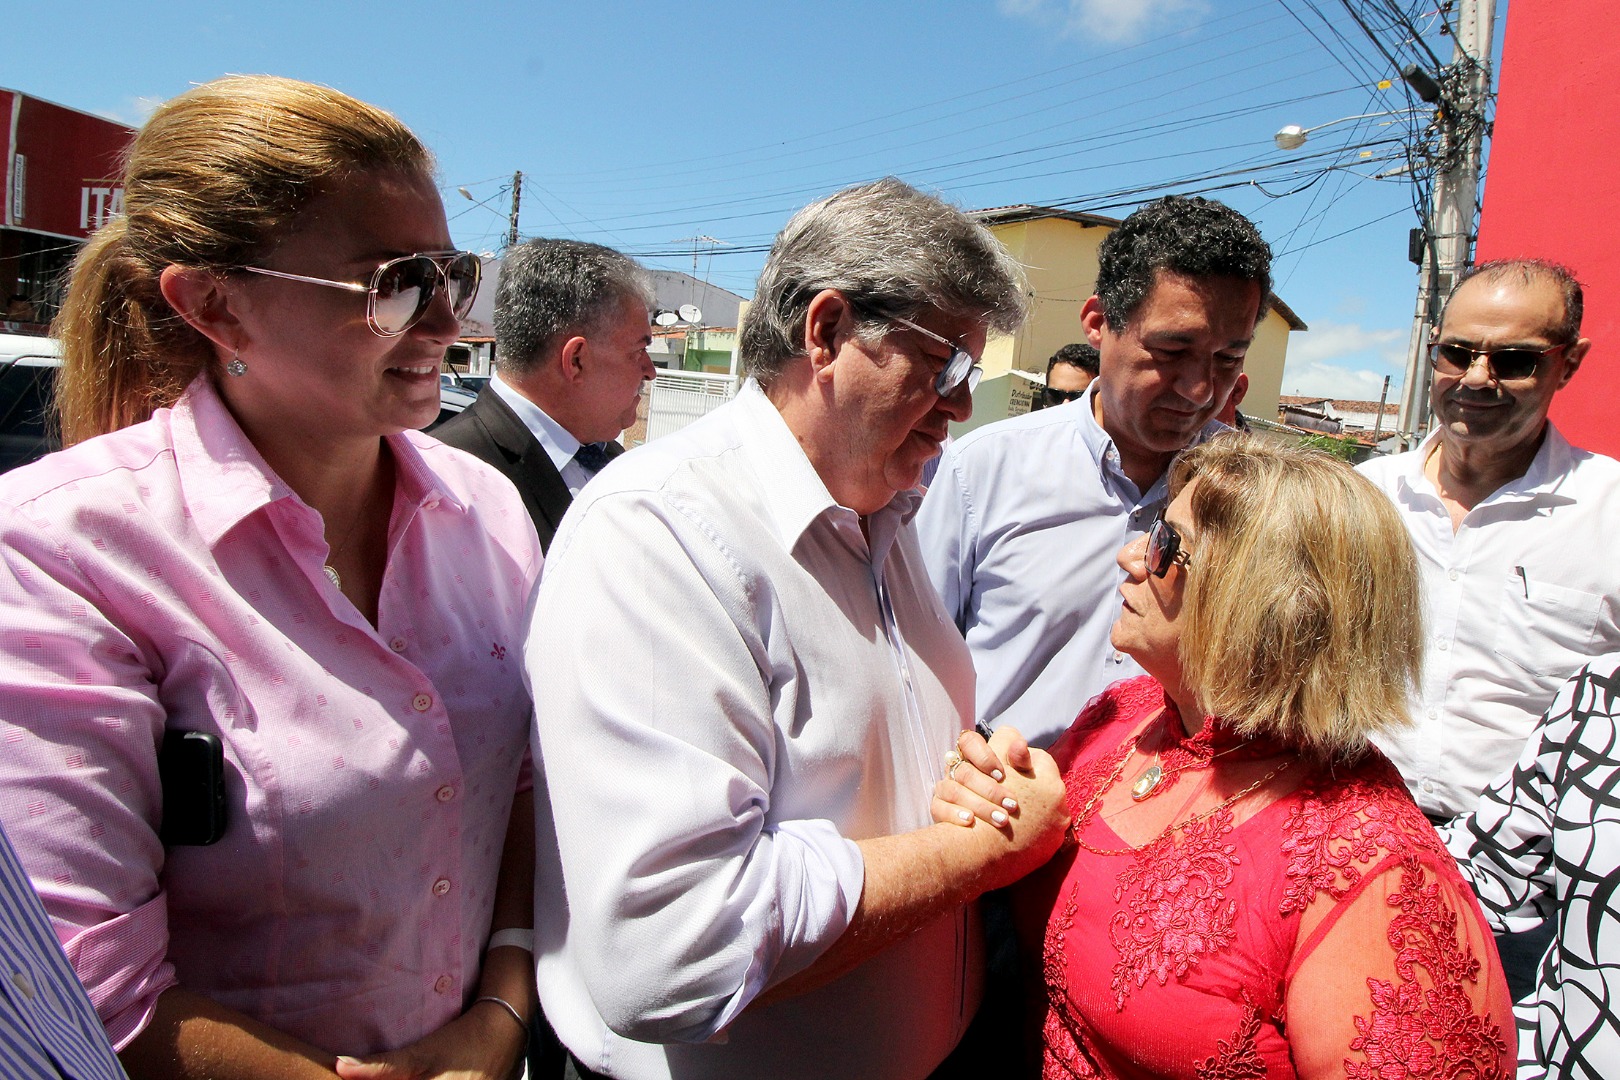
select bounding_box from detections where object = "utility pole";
[1395,0,1497,445]
[506,170,523,251]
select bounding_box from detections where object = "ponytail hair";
[53,75,431,445]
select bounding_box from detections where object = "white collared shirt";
[1359,424,1620,817]
[916,385,1225,747]
[487,373,594,494]
[529,380,978,1080]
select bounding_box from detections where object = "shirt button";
[433,974,453,994]
[1427,708,1438,720]
[412,693,434,713]
[389,636,408,653]
[432,877,452,897]
[1437,640,1449,651]
[10,972,34,1000]
[423,498,441,511]
[1112,652,1125,664]
[1421,780,1435,793]
[435,784,456,803]
[1448,569,1459,581]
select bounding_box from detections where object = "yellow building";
[963,205,1306,436]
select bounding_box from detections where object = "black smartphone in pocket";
[158,730,227,846]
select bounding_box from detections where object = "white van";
[0,332,62,474]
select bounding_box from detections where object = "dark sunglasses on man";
[1043,386,1086,407]
[241,250,482,338]
[1426,339,1572,382]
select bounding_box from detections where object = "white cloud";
[98,96,164,127]
[997,0,1207,43]
[1280,319,1409,402]
[1281,358,1402,402]
[1287,321,1405,367]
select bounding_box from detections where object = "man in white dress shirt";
[1358,258,1620,997]
[917,196,1273,746]
[528,179,1069,1080]
[434,238,656,552]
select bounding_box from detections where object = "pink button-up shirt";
[0,377,541,1055]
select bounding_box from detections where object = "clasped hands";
[933,725,1069,890]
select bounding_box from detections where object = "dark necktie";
[573,442,613,475]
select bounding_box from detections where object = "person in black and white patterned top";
[1443,657,1620,1079]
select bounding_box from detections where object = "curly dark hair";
[1095,196,1272,331]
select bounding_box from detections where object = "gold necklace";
[1130,738,1254,801]
[321,490,375,590]
[1071,734,1291,858]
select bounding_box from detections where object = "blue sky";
[15,0,1487,402]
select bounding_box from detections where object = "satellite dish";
[653,309,680,327]
[678,304,703,324]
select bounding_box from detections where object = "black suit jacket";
[431,387,622,552]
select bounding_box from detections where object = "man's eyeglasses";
[892,316,982,397]
[1145,514,1192,578]
[241,251,482,338]
[1043,386,1086,406]
[1426,339,1570,382]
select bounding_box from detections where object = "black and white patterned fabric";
[1443,656,1620,1079]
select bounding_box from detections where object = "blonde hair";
[52,75,431,445]
[1170,435,1421,762]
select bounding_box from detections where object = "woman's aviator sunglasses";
[241,251,482,337]
[1145,513,1192,578]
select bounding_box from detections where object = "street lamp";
[1273,109,1421,151]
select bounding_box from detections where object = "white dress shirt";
[916,386,1223,747]
[529,380,980,1080]
[1359,424,1620,818]
[488,373,595,494]
[1441,655,1620,1079]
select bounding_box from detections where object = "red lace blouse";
[1014,677,1513,1080]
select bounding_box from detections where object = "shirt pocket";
[1491,571,1603,691]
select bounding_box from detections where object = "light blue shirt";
[488,373,595,495]
[916,384,1222,746]
[0,821,127,1079]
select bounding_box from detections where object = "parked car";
[429,384,477,431]
[440,372,490,396]
[0,332,477,473]
[0,332,63,473]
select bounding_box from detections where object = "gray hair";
[1451,258,1584,342]
[740,178,1028,385]
[493,238,655,375]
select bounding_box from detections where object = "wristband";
[487,927,534,953]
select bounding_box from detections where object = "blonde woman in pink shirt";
[0,76,541,1080]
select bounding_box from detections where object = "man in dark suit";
[435,238,655,551]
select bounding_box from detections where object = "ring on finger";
[943,749,963,780]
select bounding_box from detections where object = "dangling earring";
[225,350,247,378]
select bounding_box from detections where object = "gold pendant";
[1130,763,1163,801]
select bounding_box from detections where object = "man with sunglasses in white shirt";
[1357,258,1620,998]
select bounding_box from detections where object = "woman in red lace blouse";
[938,437,1513,1079]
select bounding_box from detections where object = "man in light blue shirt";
[917,196,1273,747]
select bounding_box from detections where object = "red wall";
[1474,0,1620,456]
[2,89,133,239]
